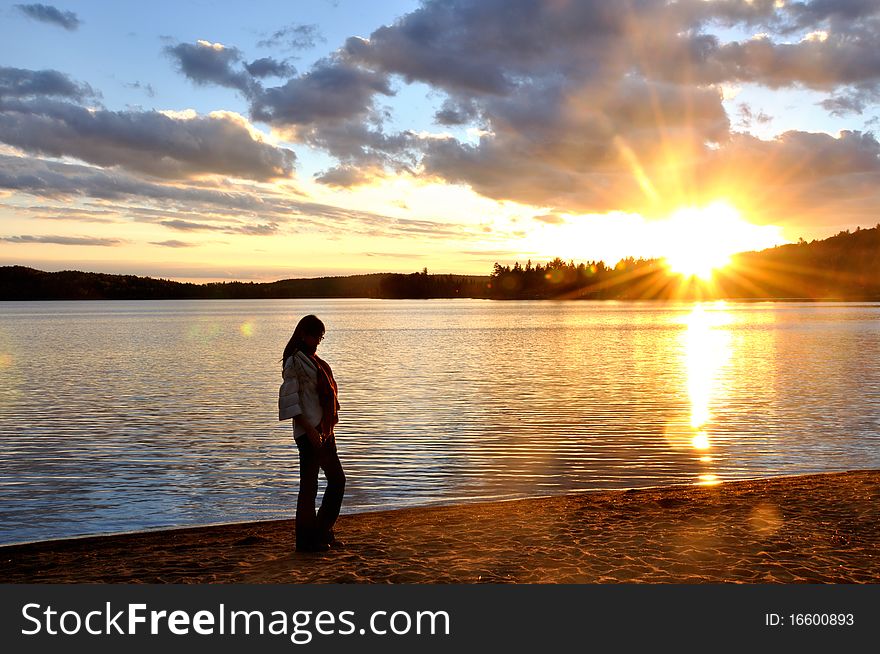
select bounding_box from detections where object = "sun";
[660,202,779,281]
[665,243,730,281]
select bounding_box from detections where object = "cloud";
[0,155,479,240]
[0,66,95,100]
[165,41,256,96]
[363,251,426,258]
[159,218,278,235]
[534,213,565,225]
[819,86,880,116]
[314,165,372,187]
[257,23,323,51]
[18,205,121,223]
[7,0,880,256]
[159,219,217,232]
[123,81,156,98]
[237,0,876,228]
[0,97,295,180]
[161,42,400,177]
[781,0,880,32]
[378,216,466,238]
[704,130,880,224]
[0,154,297,214]
[14,3,80,30]
[343,12,513,95]
[705,32,880,91]
[250,59,393,127]
[245,57,295,79]
[737,103,773,128]
[434,98,479,126]
[236,223,278,235]
[418,77,729,213]
[2,154,259,207]
[149,240,197,248]
[165,40,397,148]
[247,61,404,181]
[262,1,741,203]
[304,120,416,173]
[1,234,122,246]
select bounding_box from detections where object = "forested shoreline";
[3,225,879,301]
[489,226,880,300]
[0,267,490,301]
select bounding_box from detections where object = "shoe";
[322,530,345,549]
[296,541,330,553]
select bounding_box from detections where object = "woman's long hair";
[281,314,325,365]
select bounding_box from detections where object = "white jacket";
[278,351,323,438]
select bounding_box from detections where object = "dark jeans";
[295,433,345,547]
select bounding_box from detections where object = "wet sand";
[2,470,878,583]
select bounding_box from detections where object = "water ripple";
[1,299,879,543]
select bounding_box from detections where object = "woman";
[279,314,345,552]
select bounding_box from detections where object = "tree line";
[0,267,491,300]
[488,225,880,300]
[3,224,879,301]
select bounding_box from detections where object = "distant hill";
[3,225,878,301]
[0,267,491,301]
[723,225,880,299]
[488,224,880,300]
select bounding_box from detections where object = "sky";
[1,0,879,282]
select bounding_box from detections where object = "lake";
[1,299,878,544]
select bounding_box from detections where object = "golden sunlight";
[684,304,732,435]
[661,202,782,280]
[663,303,732,452]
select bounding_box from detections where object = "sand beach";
[1,470,878,584]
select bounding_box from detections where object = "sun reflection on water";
[682,303,732,484]
[691,430,710,450]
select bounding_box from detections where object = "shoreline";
[0,469,856,550]
[2,470,878,583]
